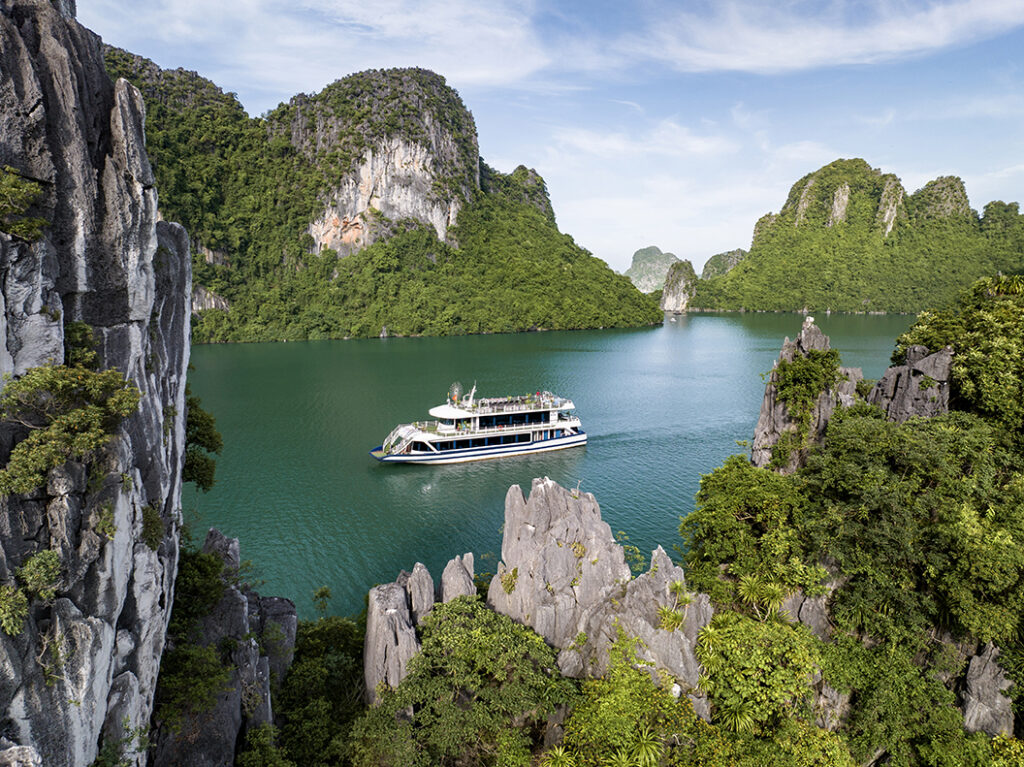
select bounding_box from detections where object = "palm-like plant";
[541,745,577,767]
[631,725,663,767]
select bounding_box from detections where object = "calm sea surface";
[188,313,913,616]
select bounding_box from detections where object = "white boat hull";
[371,431,587,464]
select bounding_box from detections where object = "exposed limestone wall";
[659,260,698,313]
[827,183,850,226]
[0,2,190,764]
[308,134,465,256]
[191,284,229,315]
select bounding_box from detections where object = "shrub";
[0,585,28,636]
[17,550,61,601]
[141,505,163,551]
[349,596,575,767]
[0,363,140,496]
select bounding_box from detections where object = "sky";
[79,0,1024,273]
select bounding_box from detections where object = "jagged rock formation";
[867,344,952,421]
[624,246,680,293]
[487,479,632,651]
[150,530,297,767]
[691,158,1024,313]
[364,580,419,706]
[659,259,698,313]
[700,248,746,280]
[0,1,190,763]
[363,553,475,705]
[487,479,713,714]
[961,643,1014,737]
[365,483,716,716]
[751,318,861,472]
[559,546,714,718]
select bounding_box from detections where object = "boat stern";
[369,446,388,461]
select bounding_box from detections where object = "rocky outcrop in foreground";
[366,478,714,716]
[364,552,476,704]
[961,643,1014,737]
[867,344,951,420]
[150,530,297,767]
[751,317,861,473]
[1,1,190,764]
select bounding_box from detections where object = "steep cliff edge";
[0,2,190,764]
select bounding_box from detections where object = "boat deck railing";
[460,393,569,415]
[410,414,580,439]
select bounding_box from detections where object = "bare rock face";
[150,530,297,767]
[308,137,466,256]
[961,643,1014,736]
[867,344,951,421]
[440,553,475,603]
[190,284,229,315]
[486,478,714,717]
[561,546,714,718]
[659,260,698,313]
[487,479,632,649]
[751,318,862,473]
[364,581,420,705]
[0,2,191,764]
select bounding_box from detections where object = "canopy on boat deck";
[428,404,474,419]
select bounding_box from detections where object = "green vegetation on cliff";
[104,49,658,342]
[681,277,1024,765]
[692,159,1024,313]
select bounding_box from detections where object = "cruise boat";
[369,384,587,464]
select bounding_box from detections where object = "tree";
[183,384,222,492]
[0,363,141,496]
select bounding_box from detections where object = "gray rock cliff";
[867,344,951,421]
[487,479,714,716]
[0,1,191,764]
[751,318,861,473]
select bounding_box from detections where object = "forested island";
[102,50,661,342]
[687,159,1024,314]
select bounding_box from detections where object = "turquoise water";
[188,313,913,616]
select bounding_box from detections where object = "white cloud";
[80,0,552,113]
[626,0,1024,74]
[552,120,738,159]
